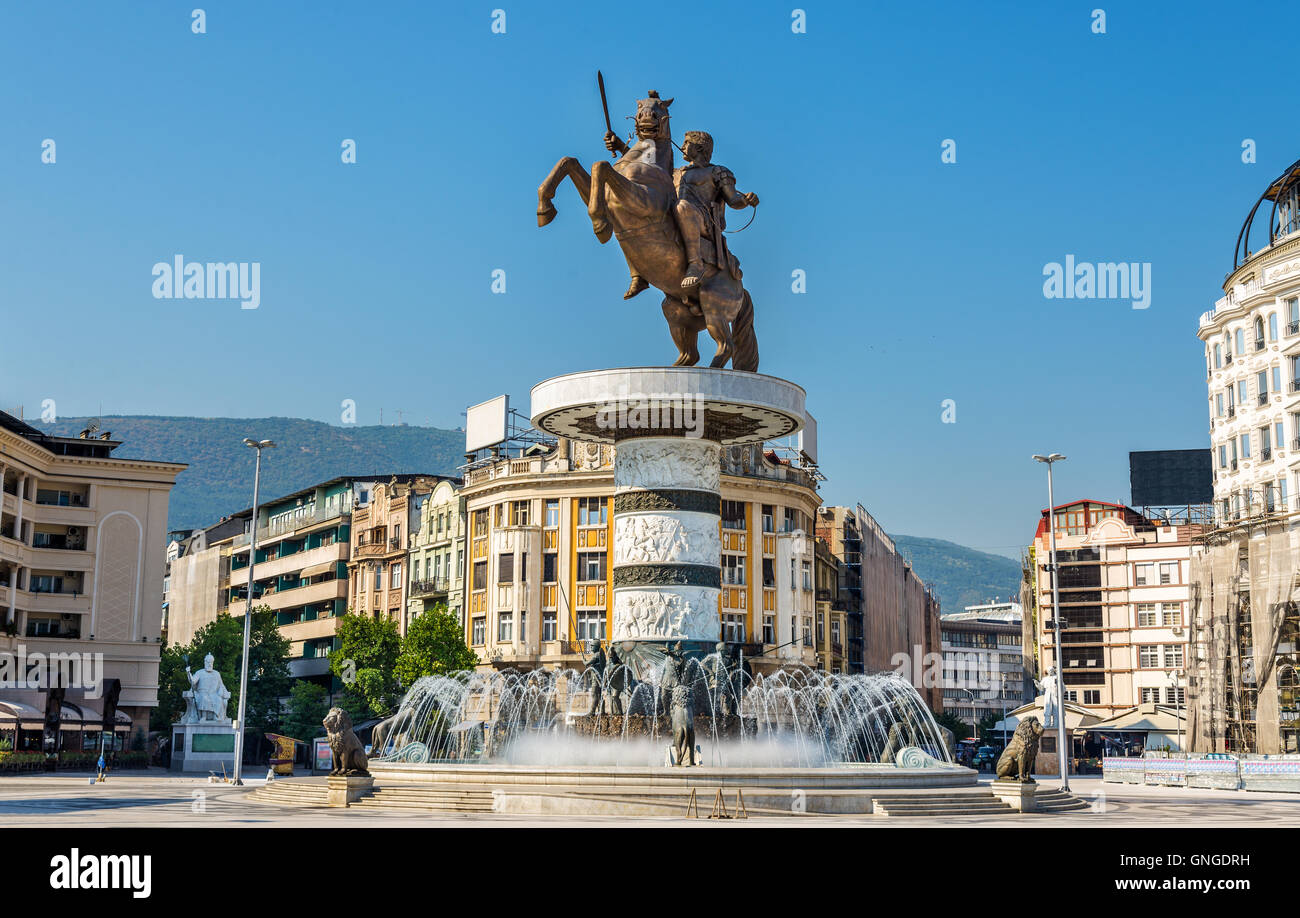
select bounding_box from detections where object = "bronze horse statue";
[537,91,759,371]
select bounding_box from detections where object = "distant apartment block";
[941,601,1028,730]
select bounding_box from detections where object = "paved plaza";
[0,772,1295,827]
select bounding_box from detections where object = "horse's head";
[634,90,673,142]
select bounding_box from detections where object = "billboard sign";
[465,394,509,453]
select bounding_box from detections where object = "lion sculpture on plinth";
[995,716,1043,783]
[324,706,370,777]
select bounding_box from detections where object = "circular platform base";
[531,367,807,445]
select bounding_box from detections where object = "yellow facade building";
[459,440,822,673]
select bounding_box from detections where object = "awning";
[298,561,337,579]
[0,700,130,732]
[1078,703,1185,735]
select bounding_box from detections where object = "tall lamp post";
[233,438,275,785]
[1033,453,1070,790]
[1167,667,1186,753]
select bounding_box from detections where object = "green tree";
[330,612,401,718]
[280,681,331,742]
[156,608,292,736]
[152,643,190,730]
[934,711,972,742]
[395,606,478,687]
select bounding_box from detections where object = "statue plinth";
[169,720,237,774]
[991,779,1040,812]
[531,367,806,645]
[327,774,374,807]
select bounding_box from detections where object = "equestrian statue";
[537,75,761,371]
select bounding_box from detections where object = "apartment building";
[167,475,433,688]
[347,475,455,635]
[0,412,185,738]
[941,601,1028,731]
[1030,500,1195,719]
[407,478,466,625]
[458,440,822,674]
[1187,157,1300,755]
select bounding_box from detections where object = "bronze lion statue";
[323,706,370,777]
[995,716,1043,782]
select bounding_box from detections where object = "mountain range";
[36,416,1021,613]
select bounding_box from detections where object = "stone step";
[876,804,1014,816]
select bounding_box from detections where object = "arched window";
[1270,312,1279,341]
[1214,344,1223,368]
[1236,328,1246,354]
[1254,317,1265,348]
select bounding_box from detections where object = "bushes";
[0,750,150,773]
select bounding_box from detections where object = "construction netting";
[1188,522,1300,754]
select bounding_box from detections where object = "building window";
[1161,604,1181,626]
[543,552,557,583]
[721,500,747,531]
[578,552,606,582]
[1139,645,1159,668]
[803,617,813,647]
[473,509,489,537]
[801,560,812,592]
[373,565,383,591]
[1166,687,1185,705]
[1083,690,1100,705]
[542,611,557,642]
[762,615,775,644]
[1159,562,1176,585]
[510,500,530,527]
[1141,687,1160,703]
[390,563,402,589]
[578,497,607,527]
[1134,563,1153,586]
[722,614,745,643]
[762,557,775,588]
[761,505,774,533]
[1163,644,1184,668]
[498,553,514,584]
[471,616,486,646]
[576,610,606,642]
[545,499,559,528]
[1136,603,1157,627]
[498,612,513,643]
[472,561,487,591]
[1269,312,1279,341]
[722,554,746,585]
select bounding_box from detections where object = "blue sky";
[0,1,1293,559]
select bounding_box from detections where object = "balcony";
[1228,406,1236,417]
[1289,322,1300,335]
[354,540,390,558]
[1262,447,1272,461]
[1259,392,1269,406]
[1292,379,1300,394]
[1255,338,1267,352]
[409,578,450,599]
[1225,354,1234,365]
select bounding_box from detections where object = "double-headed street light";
[1033,452,1070,791]
[233,438,275,785]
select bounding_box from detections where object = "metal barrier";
[1103,753,1300,793]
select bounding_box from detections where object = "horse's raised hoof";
[537,203,557,227]
[592,219,613,244]
[680,263,704,290]
[624,276,649,299]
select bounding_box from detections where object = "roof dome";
[1234,157,1300,270]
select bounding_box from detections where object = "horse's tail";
[731,290,759,372]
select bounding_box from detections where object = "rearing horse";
[537,91,759,371]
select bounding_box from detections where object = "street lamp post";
[232,438,275,785]
[1033,453,1070,791]
[1168,667,1186,754]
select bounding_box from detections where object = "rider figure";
[673,131,759,291]
[603,125,759,299]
